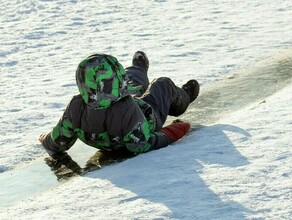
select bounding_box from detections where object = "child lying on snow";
[39,51,200,156]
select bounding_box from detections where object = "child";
[39,51,199,155]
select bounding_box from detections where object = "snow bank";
[1,81,291,220]
[0,0,291,219]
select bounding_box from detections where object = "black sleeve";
[41,100,78,153]
[148,131,171,150]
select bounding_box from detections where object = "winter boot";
[182,80,200,103]
[132,51,149,72]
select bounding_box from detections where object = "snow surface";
[0,0,291,219]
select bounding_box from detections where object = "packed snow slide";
[0,50,291,209]
[183,50,292,127]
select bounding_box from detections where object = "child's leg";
[125,66,149,97]
[141,77,191,129]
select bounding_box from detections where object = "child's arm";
[124,118,190,154]
[39,105,77,155]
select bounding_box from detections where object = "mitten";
[39,133,59,157]
[161,122,191,144]
[39,133,47,144]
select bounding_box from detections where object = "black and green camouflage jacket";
[42,94,170,154]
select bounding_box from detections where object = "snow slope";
[0,0,291,219]
[1,80,291,220]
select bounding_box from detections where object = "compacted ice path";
[0,51,291,209]
[0,144,97,208]
[184,50,292,126]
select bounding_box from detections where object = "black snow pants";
[125,66,191,130]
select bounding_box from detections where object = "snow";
[0,0,291,219]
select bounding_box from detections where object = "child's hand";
[161,122,191,143]
[39,133,47,144]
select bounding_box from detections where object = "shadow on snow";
[82,123,252,219]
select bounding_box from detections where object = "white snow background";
[0,0,291,219]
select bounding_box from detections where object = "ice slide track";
[0,50,291,209]
[184,50,292,128]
